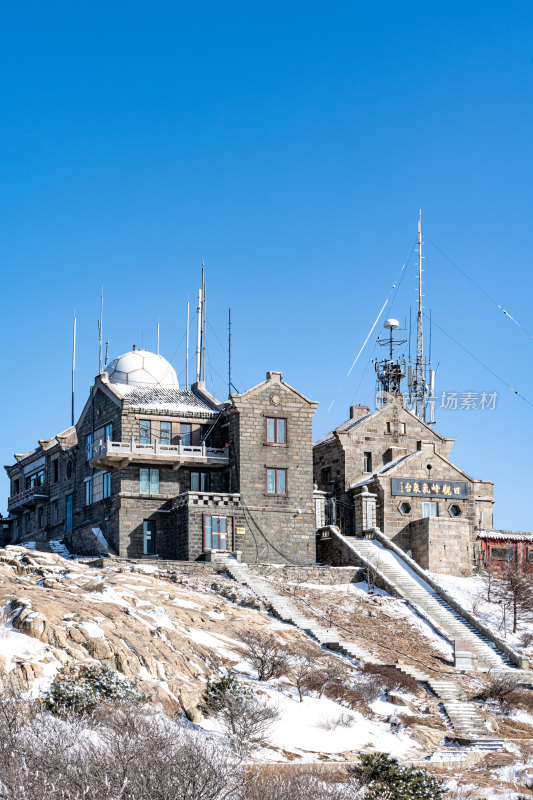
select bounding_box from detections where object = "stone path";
[341,537,514,671]
[216,553,504,751]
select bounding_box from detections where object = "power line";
[425,235,533,340]
[426,312,533,410]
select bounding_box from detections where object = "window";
[140,468,159,495]
[160,421,171,445]
[363,452,372,473]
[320,467,331,485]
[386,421,391,433]
[24,513,31,534]
[528,549,533,563]
[105,423,113,442]
[66,460,73,481]
[491,547,514,563]
[266,417,286,444]
[13,479,20,495]
[400,502,411,515]
[422,502,438,518]
[26,470,45,490]
[203,514,233,551]
[52,501,58,525]
[86,434,93,461]
[266,468,287,495]
[400,423,407,435]
[180,423,192,446]
[90,472,112,503]
[191,471,210,492]
[449,504,462,517]
[85,479,92,506]
[52,460,59,483]
[139,420,151,444]
[38,507,44,529]
[65,495,73,531]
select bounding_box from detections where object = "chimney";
[350,405,370,420]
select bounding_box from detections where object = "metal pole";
[415,212,425,420]
[201,263,206,382]
[228,308,231,398]
[71,315,76,426]
[195,288,202,382]
[186,299,189,389]
[98,287,103,374]
[157,319,160,355]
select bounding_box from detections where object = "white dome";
[106,349,179,388]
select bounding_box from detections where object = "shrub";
[476,673,520,711]
[237,629,290,681]
[355,752,446,800]
[521,631,533,648]
[82,580,106,593]
[43,664,149,714]
[203,674,279,753]
[361,664,419,695]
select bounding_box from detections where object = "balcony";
[8,485,49,512]
[90,439,229,469]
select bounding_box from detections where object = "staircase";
[339,536,515,671]
[214,553,504,750]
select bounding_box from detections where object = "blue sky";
[1,2,532,529]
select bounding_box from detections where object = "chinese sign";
[391,478,469,499]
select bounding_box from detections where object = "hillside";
[0,545,532,797]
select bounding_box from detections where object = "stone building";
[313,391,495,574]
[4,349,318,565]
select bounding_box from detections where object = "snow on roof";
[351,451,418,489]
[114,385,218,416]
[477,529,533,542]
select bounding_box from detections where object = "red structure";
[478,532,533,574]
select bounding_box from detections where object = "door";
[204,515,231,551]
[143,520,155,555]
[65,495,73,531]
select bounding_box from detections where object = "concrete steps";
[215,553,504,751]
[341,537,515,671]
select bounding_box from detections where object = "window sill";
[263,442,288,447]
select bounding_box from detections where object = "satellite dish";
[384,318,399,330]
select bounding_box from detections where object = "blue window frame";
[105,423,113,442]
[85,479,92,506]
[103,472,112,498]
[86,434,93,461]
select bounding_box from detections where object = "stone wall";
[249,562,363,585]
[226,371,318,565]
[409,517,473,576]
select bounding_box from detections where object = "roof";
[351,451,418,489]
[478,530,533,542]
[314,411,378,448]
[115,385,218,417]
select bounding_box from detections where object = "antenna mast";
[98,287,103,374]
[157,319,160,355]
[186,298,190,389]
[228,308,231,398]
[71,314,76,426]
[201,262,206,382]
[414,212,426,420]
[195,282,202,383]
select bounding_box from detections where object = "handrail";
[369,527,526,669]
[91,439,228,460]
